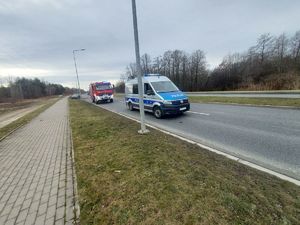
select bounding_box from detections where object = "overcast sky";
[0,0,299,89]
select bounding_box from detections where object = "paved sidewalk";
[0,98,78,225]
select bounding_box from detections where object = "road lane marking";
[187,111,210,116]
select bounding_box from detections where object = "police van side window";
[144,83,153,95]
[133,84,138,94]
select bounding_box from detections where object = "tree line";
[0,77,74,102]
[117,30,300,92]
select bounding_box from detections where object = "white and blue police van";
[125,74,190,119]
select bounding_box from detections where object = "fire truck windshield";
[95,84,113,90]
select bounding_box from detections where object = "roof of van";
[126,75,170,84]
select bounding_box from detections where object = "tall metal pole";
[131,0,149,134]
[73,50,81,97]
[72,49,85,97]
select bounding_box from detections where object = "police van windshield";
[96,84,113,90]
[151,81,178,93]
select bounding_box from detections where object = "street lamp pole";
[131,0,149,134]
[72,49,85,97]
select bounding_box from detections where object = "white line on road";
[187,111,210,116]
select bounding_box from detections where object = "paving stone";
[48,195,57,207]
[21,199,32,210]
[16,209,29,224]
[5,218,16,225]
[55,218,65,225]
[55,206,65,221]
[0,214,8,224]
[45,217,55,225]
[24,212,37,225]
[46,205,56,219]
[28,201,39,213]
[35,213,46,225]
[8,205,21,220]
[1,203,13,216]
[37,203,48,216]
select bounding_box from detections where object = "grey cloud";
[1,0,300,88]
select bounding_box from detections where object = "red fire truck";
[89,81,114,103]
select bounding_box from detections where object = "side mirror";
[146,90,154,95]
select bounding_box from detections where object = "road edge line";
[87,100,300,186]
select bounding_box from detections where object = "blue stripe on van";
[126,97,162,105]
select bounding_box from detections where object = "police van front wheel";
[153,106,163,119]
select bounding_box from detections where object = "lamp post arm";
[73,51,81,96]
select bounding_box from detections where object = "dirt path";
[0,104,42,128]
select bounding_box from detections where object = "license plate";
[180,107,186,111]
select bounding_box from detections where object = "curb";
[68,104,81,224]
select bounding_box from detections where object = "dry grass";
[70,100,300,225]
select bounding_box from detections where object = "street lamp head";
[73,48,86,52]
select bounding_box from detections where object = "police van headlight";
[163,100,172,105]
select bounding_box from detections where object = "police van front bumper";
[161,103,190,114]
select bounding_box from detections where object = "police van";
[125,74,190,119]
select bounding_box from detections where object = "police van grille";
[172,99,188,105]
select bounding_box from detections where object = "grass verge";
[70,100,300,225]
[189,96,300,107]
[0,98,59,140]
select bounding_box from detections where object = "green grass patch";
[189,96,300,107]
[70,100,300,225]
[0,98,59,140]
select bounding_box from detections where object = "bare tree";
[256,33,273,63]
[273,33,289,73]
[141,53,151,74]
[290,30,300,62]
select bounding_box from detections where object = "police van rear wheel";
[128,102,134,111]
[153,106,163,119]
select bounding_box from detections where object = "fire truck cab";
[89,81,114,104]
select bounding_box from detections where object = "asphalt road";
[82,95,300,180]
